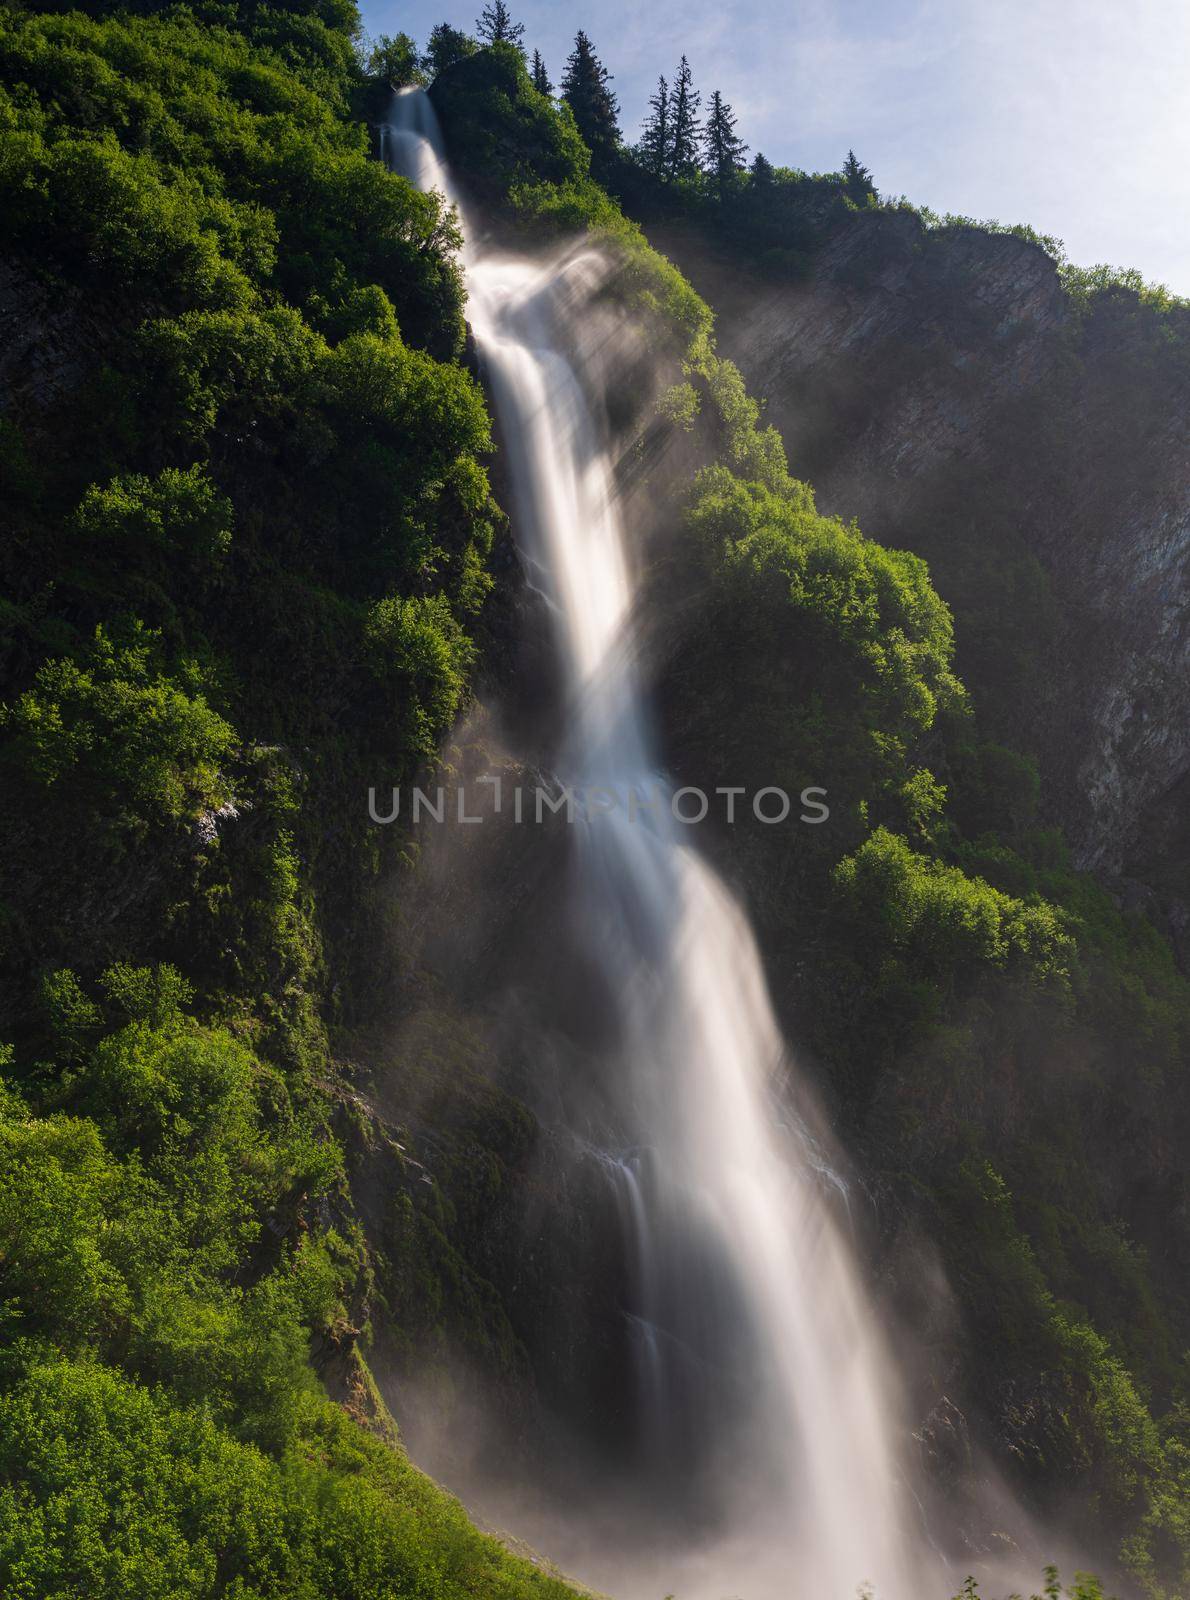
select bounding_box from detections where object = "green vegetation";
[0,1358,573,1600]
[362,29,422,88]
[2,1,1187,1596]
[949,1573,1110,1600]
[420,30,1190,1592]
[915,209,1187,318]
[0,0,577,1594]
[0,983,577,1599]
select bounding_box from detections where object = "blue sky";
[359,0,1190,295]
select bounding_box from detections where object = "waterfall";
[381,87,939,1600]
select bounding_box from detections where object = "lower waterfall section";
[381,87,940,1600]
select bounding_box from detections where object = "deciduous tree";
[365,33,424,88]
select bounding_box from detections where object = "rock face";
[0,257,98,416]
[660,213,1190,907]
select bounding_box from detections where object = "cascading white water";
[382,87,939,1600]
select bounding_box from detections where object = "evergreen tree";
[531,48,552,96]
[638,74,670,178]
[476,1,524,48]
[561,31,620,163]
[668,55,701,180]
[750,150,775,188]
[842,148,875,202]
[701,89,748,194]
[421,22,476,78]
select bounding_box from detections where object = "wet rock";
[916,1394,974,1487]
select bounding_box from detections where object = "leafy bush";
[3,623,234,822]
[364,593,476,764]
[0,994,579,1598]
[431,41,590,193]
[0,1100,129,1347]
[687,467,961,735]
[0,131,259,310]
[0,974,579,1593]
[833,828,1074,988]
[75,467,233,566]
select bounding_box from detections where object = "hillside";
[642,207,1190,916]
[0,7,1187,1599]
[0,2,578,1593]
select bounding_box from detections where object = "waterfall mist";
[378,86,1005,1600]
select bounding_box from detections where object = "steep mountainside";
[420,47,1190,1596]
[0,10,1187,1599]
[0,4,582,1594]
[646,210,1190,928]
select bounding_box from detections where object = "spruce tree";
[701,89,748,195]
[668,55,701,180]
[531,48,552,96]
[638,75,670,178]
[561,31,620,163]
[421,22,476,78]
[842,149,875,202]
[750,150,775,188]
[476,1,524,48]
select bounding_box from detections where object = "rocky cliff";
[654,212,1190,935]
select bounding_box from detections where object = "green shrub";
[0,1104,129,1347]
[3,622,235,822]
[685,466,963,744]
[364,593,476,764]
[834,827,1074,987]
[74,467,233,568]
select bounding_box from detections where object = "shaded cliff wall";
[653,212,1190,925]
